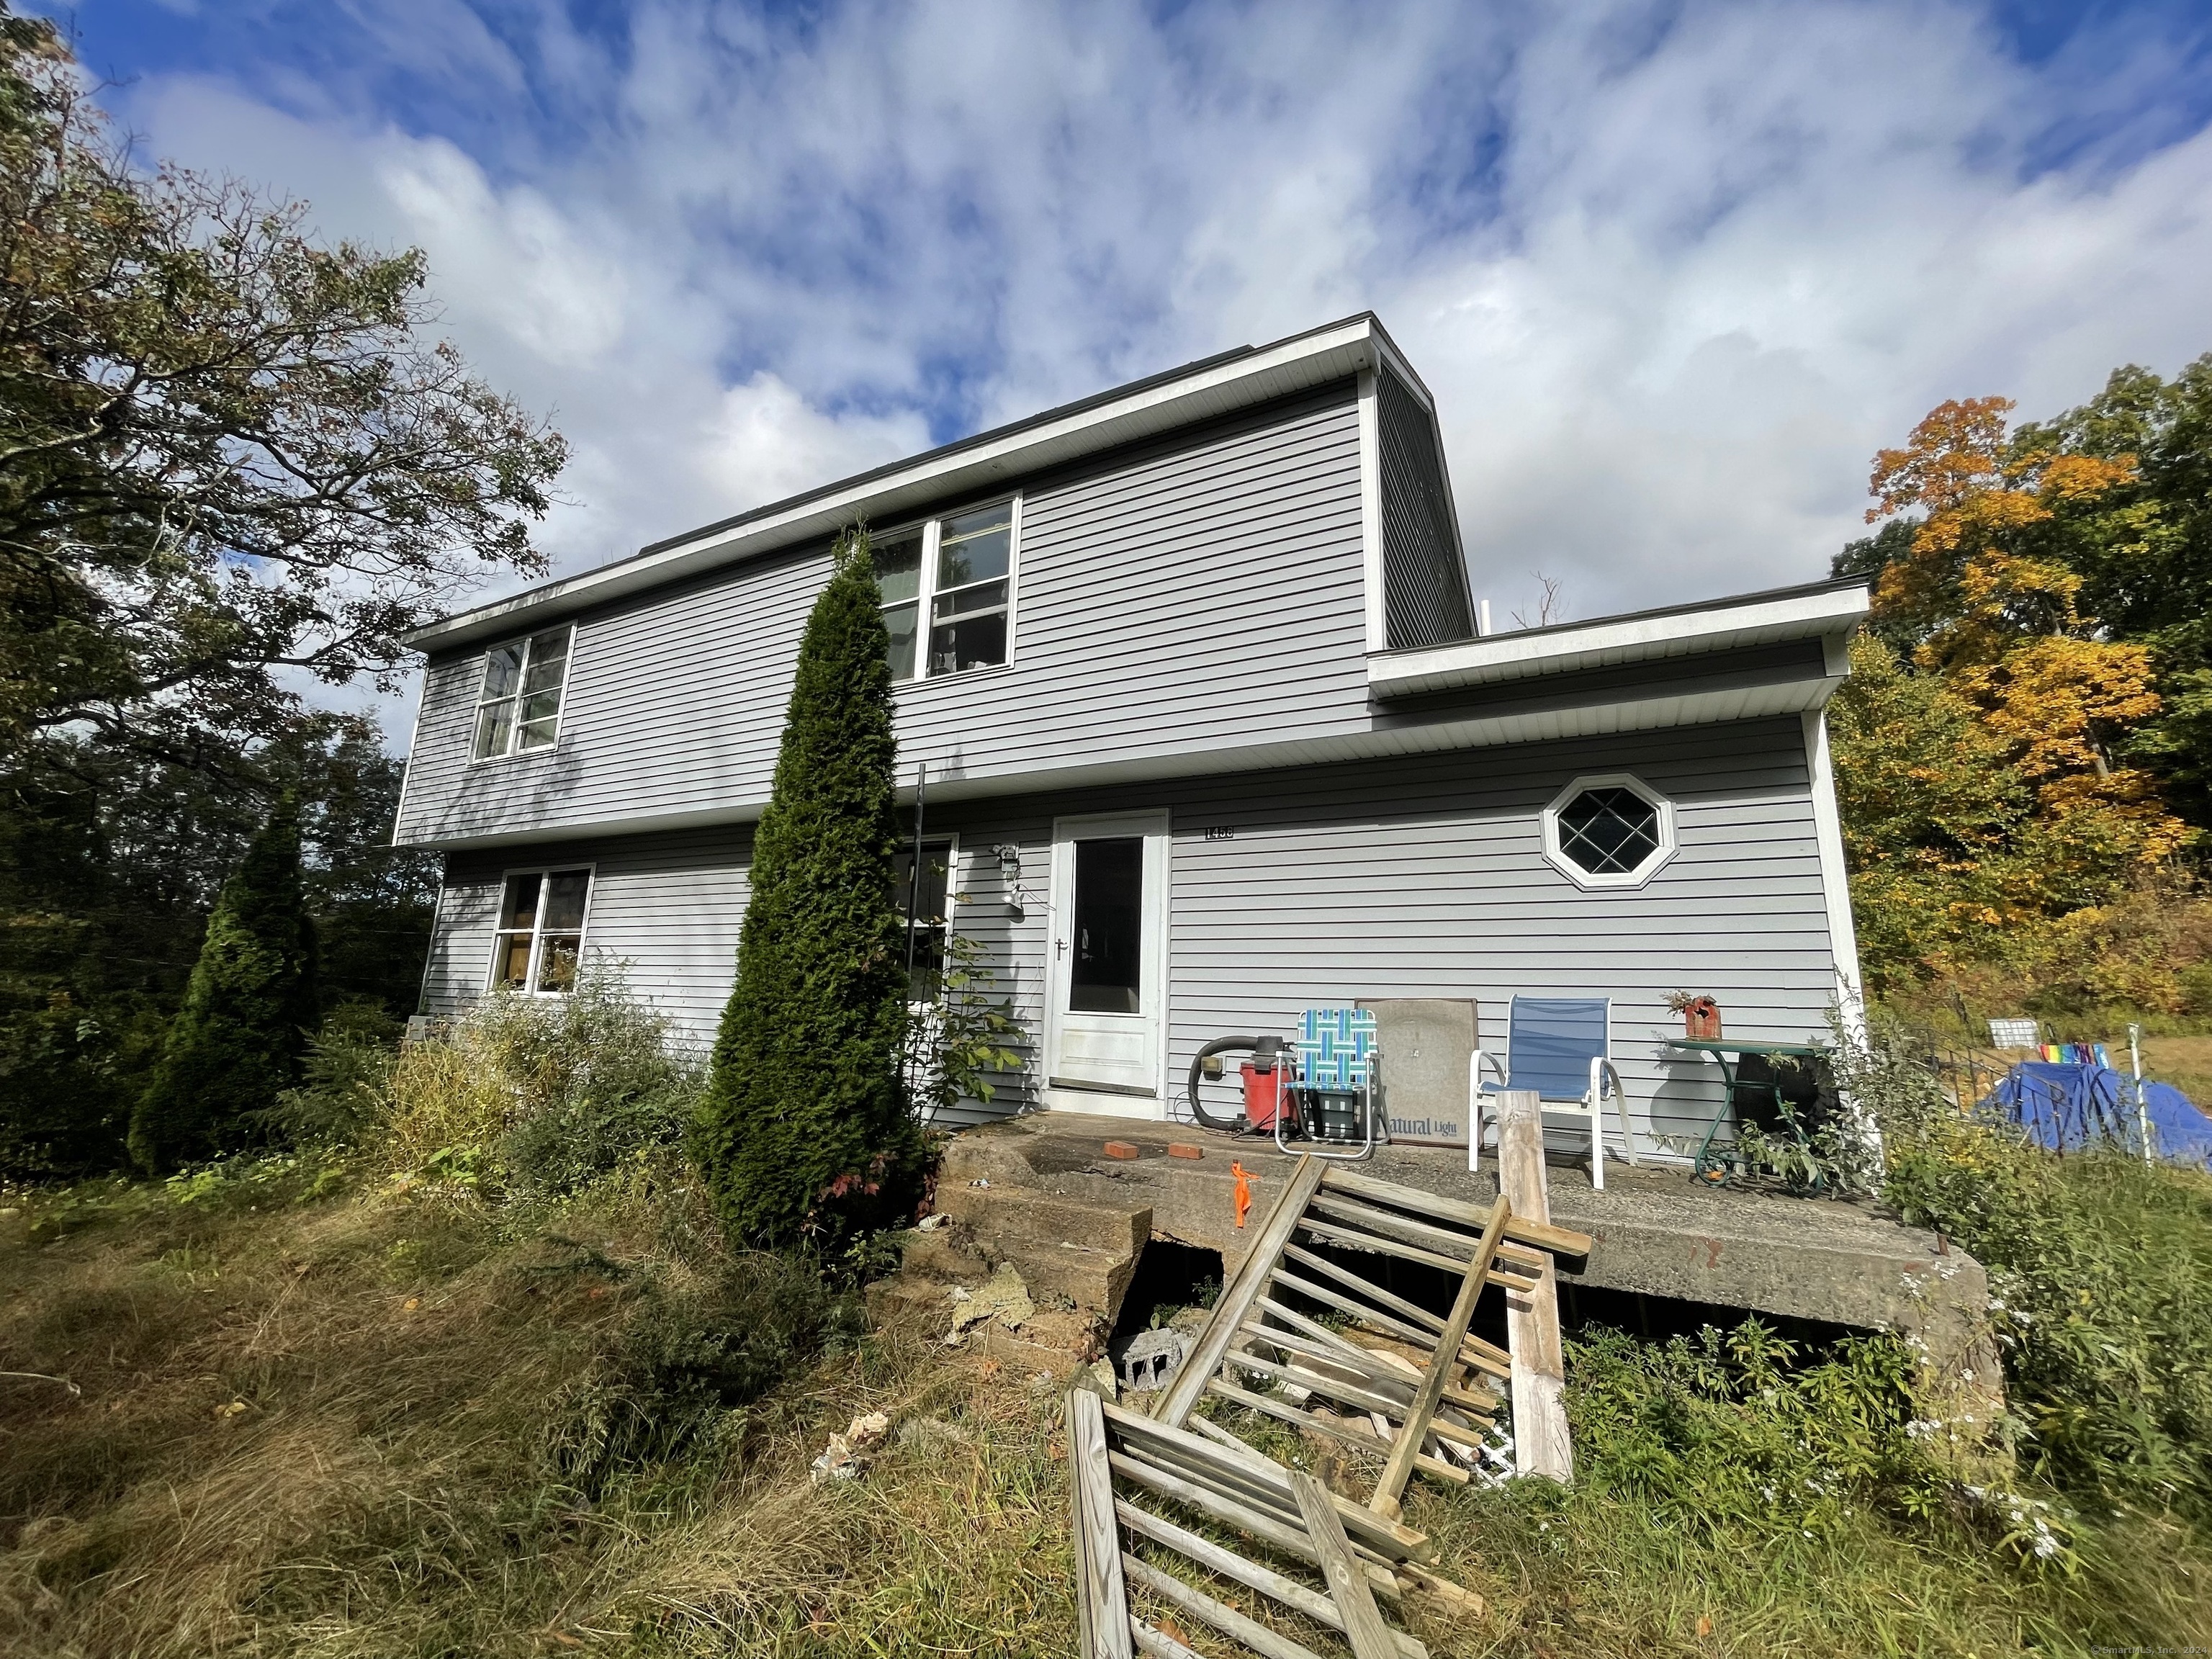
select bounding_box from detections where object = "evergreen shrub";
[127,796,319,1172]
[695,529,921,1248]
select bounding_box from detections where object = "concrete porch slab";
[938,1115,1996,1389]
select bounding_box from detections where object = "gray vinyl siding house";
[396,313,1869,1159]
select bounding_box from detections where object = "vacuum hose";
[1184,1035,1268,1133]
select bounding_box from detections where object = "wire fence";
[1897,1020,2158,1161]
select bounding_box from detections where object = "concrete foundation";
[939,1115,2000,1400]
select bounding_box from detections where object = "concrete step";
[991,1237,1138,1315]
[935,1182,1151,1264]
[897,1226,989,1283]
[935,1182,1152,1318]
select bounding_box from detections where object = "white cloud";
[374,142,631,367]
[698,372,929,513]
[102,0,2212,657]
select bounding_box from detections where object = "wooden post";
[1368,1195,1509,1519]
[1069,1388,1136,1659]
[1152,1154,1326,1426]
[1291,1471,1401,1659]
[1495,1089,1573,1483]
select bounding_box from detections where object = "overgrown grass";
[9,1151,2212,1656]
[0,1153,1080,1657]
[7,989,2212,1655]
[1887,1120,2212,1521]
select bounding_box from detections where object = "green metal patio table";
[1665,1038,1830,1185]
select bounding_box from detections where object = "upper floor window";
[474,626,571,759]
[490,866,591,993]
[874,501,1017,682]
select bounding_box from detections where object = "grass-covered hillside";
[6,997,2212,1657]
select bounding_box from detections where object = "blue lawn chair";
[1469,997,1638,1188]
[1285,1007,1378,1161]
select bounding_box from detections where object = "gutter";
[1368,579,1869,700]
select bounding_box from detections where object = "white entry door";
[1043,811,1169,1115]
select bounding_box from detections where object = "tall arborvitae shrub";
[696,529,920,1246]
[129,796,320,1172]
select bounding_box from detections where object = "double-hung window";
[490,867,592,994]
[473,626,572,759]
[875,500,1016,682]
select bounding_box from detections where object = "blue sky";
[48,0,2212,690]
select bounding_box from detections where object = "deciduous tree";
[1858,396,2185,865]
[0,9,565,771]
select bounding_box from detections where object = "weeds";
[0,1153,931,1657]
[377,973,701,1197]
[9,1138,2212,1655]
[1887,1114,2212,1520]
[6,992,2211,1655]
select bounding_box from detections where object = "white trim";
[1357,368,1385,652]
[485,860,596,995]
[1370,586,1869,698]
[1539,773,1676,891]
[1821,630,1851,679]
[1369,331,1435,411]
[883,495,1018,683]
[468,622,576,764]
[1004,493,1024,673]
[1040,809,1171,1118]
[1802,709,1866,1037]
[405,318,1386,654]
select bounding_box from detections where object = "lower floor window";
[892,837,953,1000]
[491,867,593,992]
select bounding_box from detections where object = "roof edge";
[403,311,1388,654]
[1367,577,1869,698]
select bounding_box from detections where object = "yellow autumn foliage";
[1843,394,2202,1007]
[1861,396,2187,870]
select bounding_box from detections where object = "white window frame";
[877,495,1020,683]
[485,863,595,996]
[1541,773,1677,891]
[470,624,575,763]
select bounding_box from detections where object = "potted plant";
[1667,991,1721,1040]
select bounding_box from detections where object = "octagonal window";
[1557,787,1660,875]
[1542,774,1676,889]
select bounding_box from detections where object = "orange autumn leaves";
[1864,397,2186,866]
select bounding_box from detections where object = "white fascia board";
[1368,585,1870,699]
[405,318,1383,655]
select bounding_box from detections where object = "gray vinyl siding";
[422,827,752,1040]
[395,383,1369,848]
[418,821,1035,1126]
[932,716,1834,1156]
[422,717,1839,1151]
[1377,368,1474,649]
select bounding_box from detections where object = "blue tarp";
[1980,1061,2212,1169]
